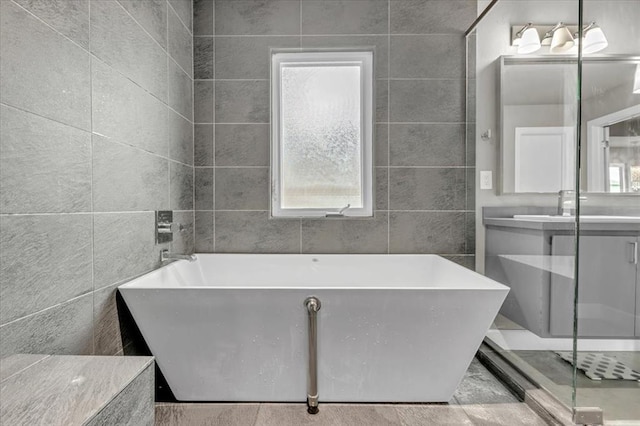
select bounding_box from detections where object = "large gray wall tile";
[172,211,195,255]
[93,135,169,212]
[390,35,465,79]
[390,0,477,34]
[86,363,154,426]
[466,123,476,167]
[169,111,194,165]
[170,162,194,210]
[466,167,476,210]
[389,212,466,254]
[389,168,466,210]
[390,80,464,123]
[390,124,465,166]
[302,0,388,35]
[13,0,89,48]
[0,214,92,324]
[215,1,300,36]
[92,59,168,156]
[215,211,300,253]
[93,212,162,290]
[194,211,214,252]
[194,0,214,35]
[215,36,299,79]
[215,124,270,167]
[117,0,167,49]
[93,284,123,356]
[194,80,214,123]
[0,294,93,357]
[0,105,91,214]
[0,1,90,130]
[465,211,475,255]
[215,168,269,210]
[376,124,389,166]
[91,0,167,101]
[301,35,388,78]
[169,7,193,77]
[169,0,192,33]
[377,81,389,122]
[195,124,214,166]
[444,255,476,270]
[301,213,388,254]
[194,36,214,79]
[376,167,388,210]
[215,81,269,123]
[169,60,194,120]
[195,168,214,210]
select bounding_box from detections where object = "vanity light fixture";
[546,23,575,54]
[511,23,608,55]
[581,22,608,54]
[514,23,541,54]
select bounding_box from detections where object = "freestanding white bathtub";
[119,254,508,403]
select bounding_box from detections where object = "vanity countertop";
[0,354,153,426]
[484,216,640,232]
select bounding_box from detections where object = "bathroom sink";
[513,215,640,223]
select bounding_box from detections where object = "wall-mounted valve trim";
[156,211,186,244]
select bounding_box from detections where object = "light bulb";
[582,25,608,54]
[518,27,541,54]
[550,24,575,53]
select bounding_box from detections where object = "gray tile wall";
[193,0,476,264]
[0,0,194,357]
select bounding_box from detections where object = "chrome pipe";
[304,296,321,414]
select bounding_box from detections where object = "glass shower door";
[575,0,640,422]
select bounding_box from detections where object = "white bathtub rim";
[118,254,508,291]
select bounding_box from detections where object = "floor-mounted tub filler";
[119,254,508,412]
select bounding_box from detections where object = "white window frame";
[270,49,374,218]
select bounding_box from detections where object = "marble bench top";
[0,354,153,426]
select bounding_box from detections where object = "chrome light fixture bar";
[511,22,608,55]
[513,23,541,54]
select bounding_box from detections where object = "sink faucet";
[557,190,587,216]
[160,249,197,262]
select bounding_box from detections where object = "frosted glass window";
[271,51,374,217]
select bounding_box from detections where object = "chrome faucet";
[160,249,197,262]
[557,190,587,216]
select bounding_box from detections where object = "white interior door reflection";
[514,126,575,193]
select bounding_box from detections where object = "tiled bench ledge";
[0,354,154,426]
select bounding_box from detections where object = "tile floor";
[155,359,547,425]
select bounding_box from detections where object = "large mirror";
[499,56,640,194]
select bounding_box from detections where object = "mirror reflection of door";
[604,117,640,193]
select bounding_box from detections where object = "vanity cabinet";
[550,235,638,337]
[484,211,640,338]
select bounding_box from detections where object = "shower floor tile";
[155,359,547,425]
